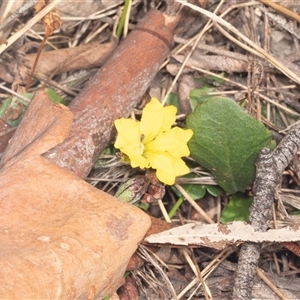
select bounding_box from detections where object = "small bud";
[115,175,150,203]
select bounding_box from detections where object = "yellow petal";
[147,127,193,157]
[114,118,142,155]
[140,98,177,143]
[114,119,140,146]
[147,152,190,185]
[130,156,150,169]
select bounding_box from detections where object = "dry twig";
[233,122,300,299]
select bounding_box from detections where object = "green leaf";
[115,0,131,38]
[186,96,272,193]
[185,184,207,199]
[166,92,180,111]
[220,193,253,223]
[189,74,226,110]
[189,87,216,110]
[169,172,207,218]
[206,185,223,197]
[115,176,150,204]
[45,88,68,105]
[181,175,207,200]
[137,202,150,211]
[172,172,207,200]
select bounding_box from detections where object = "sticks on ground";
[232,122,300,299]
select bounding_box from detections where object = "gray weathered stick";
[232,122,300,299]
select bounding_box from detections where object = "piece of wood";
[145,221,300,249]
[43,8,181,179]
[0,90,151,298]
[0,7,181,298]
[23,42,117,77]
[233,122,300,299]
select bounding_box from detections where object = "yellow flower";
[114,98,193,185]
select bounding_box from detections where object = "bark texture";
[0,90,151,299]
[43,9,180,179]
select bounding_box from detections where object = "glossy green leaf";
[186,97,272,193]
[220,193,253,223]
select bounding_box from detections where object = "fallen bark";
[23,42,117,78]
[0,42,116,83]
[0,90,151,299]
[0,7,181,298]
[0,6,182,299]
[43,8,181,179]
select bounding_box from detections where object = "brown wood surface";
[43,8,180,179]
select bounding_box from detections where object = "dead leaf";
[173,54,251,73]
[4,102,23,122]
[117,276,139,300]
[178,74,194,114]
[126,252,145,271]
[145,221,300,249]
[23,42,117,77]
[0,90,151,298]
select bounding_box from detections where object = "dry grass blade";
[169,1,257,60]
[176,176,217,185]
[137,245,178,299]
[0,0,61,55]
[162,0,224,105]
[175,184,217,224]
[161,0,257,103]
[186,64,299,118]
[123,0,132,37]
[158,199,172,223]
[31,71,78,97]
[257,268,290,300]
[181,248,212,299]
[257,0,300,23]
[176,0,300,85]
[177,246,235,299]
[0,83,31,102]
[0,0,37,31]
